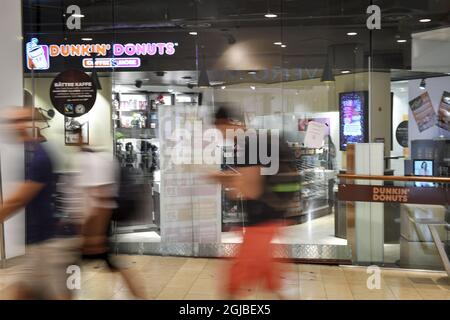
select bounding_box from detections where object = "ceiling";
[23,0,450,85]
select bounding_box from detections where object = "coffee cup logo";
[26,38,50,70]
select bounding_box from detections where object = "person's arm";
[0,181,44,222]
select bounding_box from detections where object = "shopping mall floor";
[1,256,449,300]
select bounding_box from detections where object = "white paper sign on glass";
[304,121,327,149]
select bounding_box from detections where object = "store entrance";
[110,71,351,263]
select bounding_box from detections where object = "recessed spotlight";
[274,42,282,46]
[265,13,278,18]
[81,37,93,41]
[281,44,287,48]
[248,71,257,75]
[71,14,85,18]
[397,39,407,43]
[341,70,351,74]
[221,86,226,90]
[347,32,358,36]
[250,86,256,90]
[189,32,198,36]
[419,18,431,23]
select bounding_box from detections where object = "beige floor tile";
[184,293,222,300]
[389,287,422,300]
[417,289,450,300]
[189,279,220,295]
[157,287,188,300]
[299,271,321,281]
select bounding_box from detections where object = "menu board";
[409,92,436,132]
[339,91,369,150]
[437,91,450,131]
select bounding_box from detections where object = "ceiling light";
[341,70,351,74]
[347,32,358,36]
[248,71,257,75]
[189,32,198,36]
[168,89,174,93]
[71,14,85,18]
[274,42,282,45]
[221,86,226,90]
[250,86,256,90]
[397,39,407,43]
[265,13,278,18]
[281,44,287,48]
[419,18,431,23]
[419,78,426,90]
[81,37,93,41]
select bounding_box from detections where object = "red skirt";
[225,222,285,296]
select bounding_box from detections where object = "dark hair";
[214,104,243,123]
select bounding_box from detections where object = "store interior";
[22,0,450,265]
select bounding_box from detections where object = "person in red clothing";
[211,105,298,299]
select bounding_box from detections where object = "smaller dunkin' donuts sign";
[50,70,97,117]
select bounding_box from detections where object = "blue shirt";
[25,141,56,244]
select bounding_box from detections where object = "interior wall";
[408,76,450,145]
[204,72,392,170]
[24,77,114,172]
[390,81,410,175]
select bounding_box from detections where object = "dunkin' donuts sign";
[26,37,178,71]
[372,187,411,202]
[338,184,450,205]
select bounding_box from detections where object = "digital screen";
[413,160,434,187]
[339,91,368,150]
[413,160,433,176]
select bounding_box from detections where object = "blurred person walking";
[211,106,298,299]
[0,107,59,299]
[73,128,145,299]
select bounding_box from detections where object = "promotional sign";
[395,120,409,148]
[303,121,327,149]
[50,70,97,117]
[338,184,449,205]
[437,91,450,131]
[339,91,369,150]
[409,92,436,132]
[25,37,178,71]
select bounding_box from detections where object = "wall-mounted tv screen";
[339,91,369,150]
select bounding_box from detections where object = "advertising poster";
[437,91,450,131]
[339,91,368,150]
[50,70,97,117]
[408,92,436,132]
[298,117,330,135]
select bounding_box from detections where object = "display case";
[289,145,336,223]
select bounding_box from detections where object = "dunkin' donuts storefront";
[7,0,449,273]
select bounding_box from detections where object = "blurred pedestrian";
[73,128,145,299]
[0,107,58,299]
[210,105,298,299]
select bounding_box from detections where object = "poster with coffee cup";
[409,92,436,132]
[437,91,450,131]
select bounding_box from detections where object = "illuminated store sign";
[26,38,177,70]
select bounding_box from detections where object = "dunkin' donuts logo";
[372,187,410,202]
[26,38,178,70]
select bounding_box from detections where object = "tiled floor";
[0,256,449,300]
